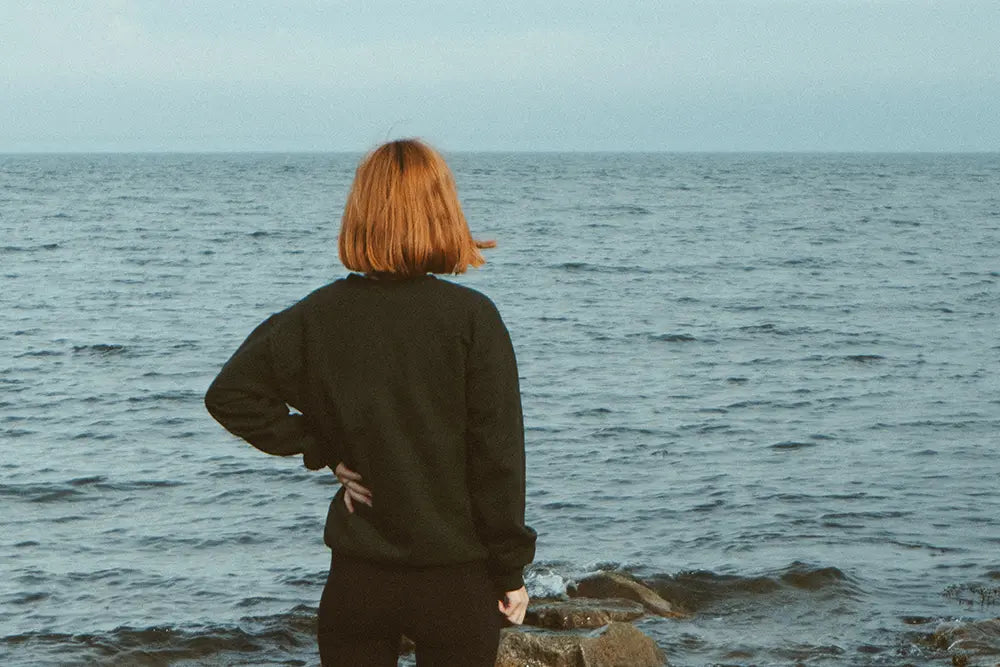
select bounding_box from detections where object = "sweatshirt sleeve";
[204,306,336,471]
[466,297,538,595]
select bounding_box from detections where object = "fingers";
[346,479,372,499]
[509,598,527,625]
[342,486,374,513]
[341,483,372,514]
[499,588,529,625]
[500,601,526,624]
[350,487,373,508]
[334,463,373,509]
[343,480,373,506]
[335,462,363,482]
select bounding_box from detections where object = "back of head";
[339,138,487,277]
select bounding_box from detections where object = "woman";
[204,139,537,666]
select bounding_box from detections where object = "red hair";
[338,139,492,277]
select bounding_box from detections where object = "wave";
[590,425,663,438]
[736,323,821,336]
[844,354,885,363]
[0,477,185,503]
[642,561,859,613]
[778,256,832,268]
[601,204,652,216]
[769,440,819,450]
[0,605,318,666]
[14,349,64,358]
[0,483,88,504]
[73,344,128,356]
[650,333,697,343]
[568,203,653,217]
[126,390,202,404]
[571,407,614,417]
[549,261,659,274]
[726,399,813,410]
[1,243,60,252]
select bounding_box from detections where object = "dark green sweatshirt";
[204,272,537,595]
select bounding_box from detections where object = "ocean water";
[2,151,999,666]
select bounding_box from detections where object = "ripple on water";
[72,344,129,356]
[0,605,318,666]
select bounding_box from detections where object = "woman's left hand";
[334,462,372,513]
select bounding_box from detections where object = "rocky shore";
[400,569,685,666]
[495,570,686,667]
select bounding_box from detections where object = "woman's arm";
[204,309,335,471]
[466,297,538,597]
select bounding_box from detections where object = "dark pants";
[317,553,503,667]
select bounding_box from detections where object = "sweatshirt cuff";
[300,433,329,471]
[491,568,526,597]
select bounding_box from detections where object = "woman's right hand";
[498,586,529,625]
[334,462,372,513]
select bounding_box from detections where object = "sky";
[2,0,999,152]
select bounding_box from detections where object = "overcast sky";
[2,0,998,152]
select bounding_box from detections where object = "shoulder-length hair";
[338,138,491,277]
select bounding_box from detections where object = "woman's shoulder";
[429,275,496,302]
[294,273,498,312]
[429,277,508,324]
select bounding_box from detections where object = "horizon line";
[3,148,1000,156]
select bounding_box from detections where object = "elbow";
[204,377,224,421]
[203,381,246,437]
[204,392,216,420]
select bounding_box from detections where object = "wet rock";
[495,629,580,667]
[928,618,1000,654]
[495,622,667,667]
[576,622,668,667]
[523,597,646,630]
[567,571,686,618]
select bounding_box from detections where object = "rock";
[495,629,579,667]
[567,571,686,618]
[927,618,1000,654]
[577,622,668,667]
[495,622,667,667]
[524,597,646,630]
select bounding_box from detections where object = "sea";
[2,152,999,666]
